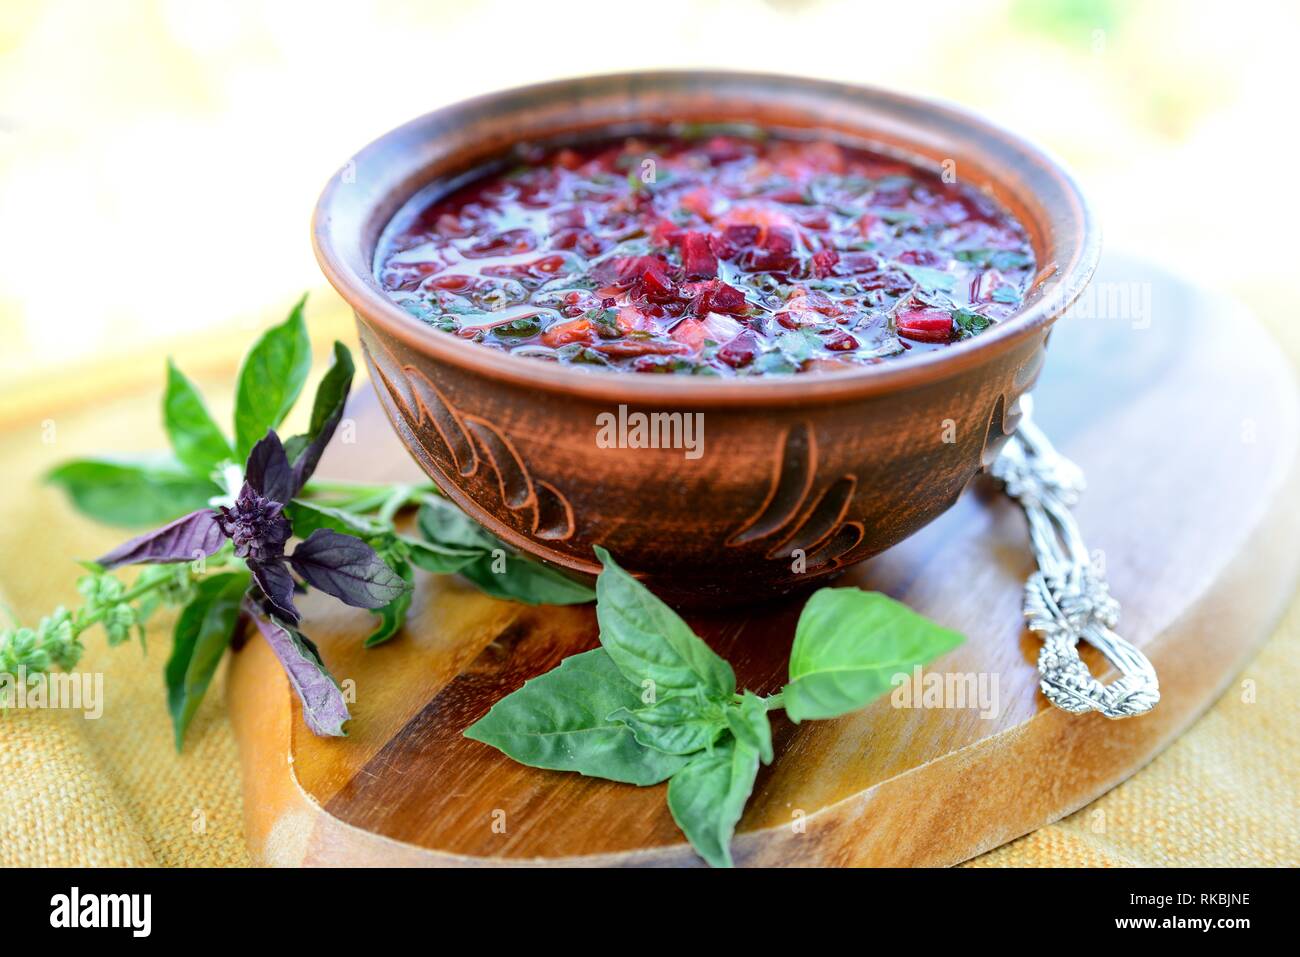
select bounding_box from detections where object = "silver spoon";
[991,395,1159,718]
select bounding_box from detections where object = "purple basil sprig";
[99,429,407,622]
[96,421,408,736]
[35,301,594,752]
[32,307,440,746]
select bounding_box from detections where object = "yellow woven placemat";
[1,312,1296,868]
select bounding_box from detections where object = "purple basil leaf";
[97,509,225,570]
[244,430,293,504]
[250,559,300,623]
[288,528,409,610]
[289,341,354,495]
[249,606,349,737]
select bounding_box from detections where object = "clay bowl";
[313,71,1098,607]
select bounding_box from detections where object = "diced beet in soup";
[375,127,1036,376]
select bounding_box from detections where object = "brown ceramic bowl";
[313,71,1098,607]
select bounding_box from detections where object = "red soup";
[375,128,1036,376]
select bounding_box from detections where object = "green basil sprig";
[465,547,963,867]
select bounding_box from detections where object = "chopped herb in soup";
[376,129,1035,376]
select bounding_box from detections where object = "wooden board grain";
[228,256,1300,866]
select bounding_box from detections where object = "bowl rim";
[313,69,1099,407]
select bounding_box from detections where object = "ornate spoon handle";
[990,396,1159,719]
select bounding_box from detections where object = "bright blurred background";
[2,0,1298,413]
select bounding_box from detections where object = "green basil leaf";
[365,558,413,647]
[417,497,496,551]
[593,546,734,698]
[725,691,774,765]
[233,296,313,460]
[782,588,964,723]
[281,434,308,466]
[607,694,728,755]
[163,360,233,476]
[416,497,578,588]
[666,737,760,868]
[464,648,689,785]
[286,500,386,538]
[403,536,482,574]
[46,457,222,528]
[165,571,249,750]
[460,551,595,605]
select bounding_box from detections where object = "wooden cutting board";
[228,256,1300,866]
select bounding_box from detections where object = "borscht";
[376,127,1035,376]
